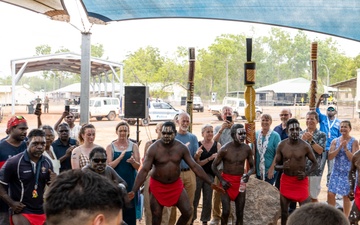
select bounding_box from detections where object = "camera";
[226,116,232,122]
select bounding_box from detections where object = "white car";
[70,97,120,121]
[124,101,183,126]
[193,96,204,112]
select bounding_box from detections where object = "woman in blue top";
[328,120,359,217]
[106,121,140,225]
[255,114,281,185]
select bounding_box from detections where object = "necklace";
[257,129,272,180]
[116,141,128,149]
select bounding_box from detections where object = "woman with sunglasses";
[82,146,127,189]
[106,121,140,225]
[71,124,99,169]
[328,120,359,217]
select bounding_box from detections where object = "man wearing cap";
[0,129,54,225]
[316,95,341,186]
[0,116,28,225]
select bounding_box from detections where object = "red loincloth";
[149,177,184,207]
[222,173,242,201]
[355,186,360,210]
[10,213,46,225]
[280,173,309,202]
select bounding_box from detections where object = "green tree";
[123,46,164,85]
[91,43,105,58]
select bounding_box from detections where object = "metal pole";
[79,32,91,125]
[323,64,330,88]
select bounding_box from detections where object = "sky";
[1,2,360,78]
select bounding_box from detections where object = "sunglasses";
[92,158,107,163]
[59,130,69,133]
[237,132,246,135]
[327,108,335,111]
[16,115,26,120]
[162,132,174,135]
[279,114,289,116]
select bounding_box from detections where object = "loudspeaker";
[124,86,149,118]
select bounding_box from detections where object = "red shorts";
[222,173,242,201]
[10,213,46,225]
[149,177,184,207]
[355,186,360,210]
[280,173,309,202]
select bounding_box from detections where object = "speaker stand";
[136,118,140,145]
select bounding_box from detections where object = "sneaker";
[209,218,220,225]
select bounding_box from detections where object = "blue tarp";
[82,0,360,41]
[2,0,359,41]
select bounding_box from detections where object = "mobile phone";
[226,116,232,122]
[322,94,329,98]
[65,105,70,113]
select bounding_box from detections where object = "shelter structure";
[11,52,123,124]
[1,1,360,41]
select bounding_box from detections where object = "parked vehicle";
[210,97,262,121]
[193,96,204,112]
[124,101,183,126]
[70,97,120,121]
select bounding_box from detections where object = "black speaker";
[124,86,149,118]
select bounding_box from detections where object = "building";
[255,78,336,106]
[0,85,35,105]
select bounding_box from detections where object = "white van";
[70,97,120,121]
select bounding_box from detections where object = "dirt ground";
[1,103,359,224]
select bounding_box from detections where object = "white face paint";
[161,126,175,144]
[288,123,300,141]
[236,128,246,143]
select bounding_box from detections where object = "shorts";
[309,176,322,199]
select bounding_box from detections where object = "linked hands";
[211,183,225,194]
[128,191,135,200]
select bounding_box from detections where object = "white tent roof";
[51,83,122,93]
[255,78,337,94]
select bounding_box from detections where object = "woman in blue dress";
[328,120,359,217]
[106,121,140,225]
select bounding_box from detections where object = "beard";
[180,126,189,132]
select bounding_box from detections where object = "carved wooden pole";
[186,48,195,133]
[309,42,318,111]
[244,38,256,145]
